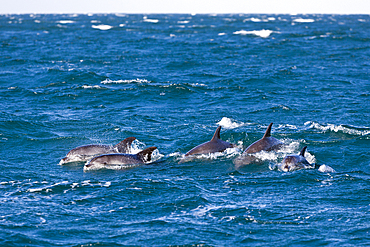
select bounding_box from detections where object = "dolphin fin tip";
[211,126,222,141]
[263,123,273,138]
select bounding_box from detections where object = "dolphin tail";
[136,146,157,163]
[300,146,307,156]
[115,137,136,153]
[263,123,273,138]
[211,126,222,141]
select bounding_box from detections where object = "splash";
[318,165,336,173]
[217,117,246,129]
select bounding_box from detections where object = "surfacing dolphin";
[84,146,157,170]
[59,137,136,165]
[242,123,283,154]
[233,123,283,167]
[279,146,314,172]
[185,126,234,156]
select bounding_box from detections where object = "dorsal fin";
[211,126,221,141]
[114,137,136,153]
[136,147,157,163]
[262,123,273,138]
[300,146,307,156]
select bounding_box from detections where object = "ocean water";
[0,13,370,246]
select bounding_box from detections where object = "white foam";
[217,117,245,129]
[82,85,101,89]
[27,188,43,193]
[293,18,315,23]
[178,20,190,24]
[233,29,274,38]
[305,121,370,136]
[143,17,159,23]
[101,78,150,84]
[92,25,113,31]
[318,165,336,173]
[218,33,226,36]
[84,163,139,171]
[179,147,241,163]
[250,18,262,22]
[58,20,75,24]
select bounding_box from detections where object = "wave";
[305,121,370,136]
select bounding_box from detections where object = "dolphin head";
[280,146,312,172]
[85,155,110,168]
[280,155,304,172]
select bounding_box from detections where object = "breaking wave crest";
[305,121,370,136]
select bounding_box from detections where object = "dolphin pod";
[59,122,324,172]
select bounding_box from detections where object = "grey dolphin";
[233,123,283,167]
[59,137,136,165]
[185,126,234,156]
[280,146,314,172]
[242,123,283,154]
[84,146,157,169]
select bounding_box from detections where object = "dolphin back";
[136,147,157,163]
[114,137,136,153]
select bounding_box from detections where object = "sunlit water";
[1,14,369,246]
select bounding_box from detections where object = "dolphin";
[84,146,157,169]
[242,123,283,154]
[280,146,314,172]
[233,123,283,167]
[59,137,136,165]
[185,126,234,156]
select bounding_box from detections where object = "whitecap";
[143,17,159,23]
[92,25,113,31]
[293,18,315,23]
[218,33,226,36]
[217,117,245,129]
[57,20,75,24]
[250,18,262,22]
[178,20,190,24]
[82,85,101,89]
[27,188,43,193]
[233,29,274,38]
[305,121,370,136]
[101,78,150,84]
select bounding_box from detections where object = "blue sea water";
[0,13,370,246]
